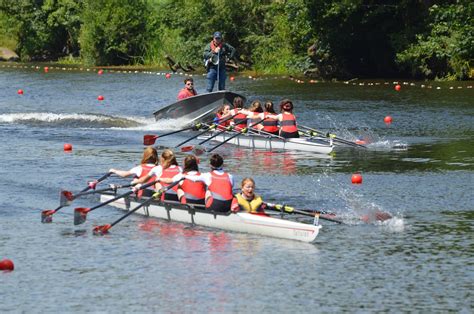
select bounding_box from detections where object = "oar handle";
[78,172,112,193]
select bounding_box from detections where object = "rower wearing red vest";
[214,104,232,130]
[133,149,182,202]
[184,153,234,213]
[176,155,206,205]
[109,146,158,198]
[177,78,198,100]
[262,101,279,135]
[276,99,299,138]
[229,96,247,131]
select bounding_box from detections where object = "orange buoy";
[63,143,73,152]
[165,73,171,79]
[230,76,235,82]
[394,84,401,91]
[0,259,14,271]
[98,69,104,75]
[17,89,24,95]
[97,95,104,101]
[351,173,363,184]
[355,139,366,145]
[44,67,49,73]
[384,116,393,124]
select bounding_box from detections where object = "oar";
[143,123,204,146]
[207,118,267,153]
[177,113,240,149]
[41,172,112,223]
[92,178,184,235]
[299,125,367,149]
[74,179,159,225]
[265,202,343,224]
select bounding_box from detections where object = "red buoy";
[17,89,24,95]
[64,143,73,152]
[230,76,235,82]
[351,173,363,184]
[394,84,401,91]
[384,116,393,124]
[355,139,366,145]
[165,73,171,79]
[0,259,14,271]
[97,95,104,101]
[44,67,49,73]
[98,69,104,75]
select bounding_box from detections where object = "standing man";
[177,78,198,100]
[203,31,235,93]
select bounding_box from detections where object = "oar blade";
[60,190,74,206]
[41,209,56,223]
[143,135,158,146]
[93,224,112,235]
[181,145,194,152]
[74,207,90,225]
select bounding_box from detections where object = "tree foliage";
[0,0,472,79]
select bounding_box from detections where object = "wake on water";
[0,112,192,131]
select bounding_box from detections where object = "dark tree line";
[0,0,472,80]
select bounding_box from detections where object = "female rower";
[246,100,264,131]
[109,146,158,198]
[214,104,231,130]
[262,101,279,135]
[242,100,279,135]
[276,99,299,138]
[231,177,266,214]
[133,149,182,201]
[184,153,234,212]
[176,155,206,205]
[229,96,247,131]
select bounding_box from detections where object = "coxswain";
[109,146,158,198]
[184,154,234,212]
[276,99,299,138]
[133,149,182,201]
[231,177,266,214]
[177,78,198,100]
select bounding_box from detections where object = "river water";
[0,65,472,312]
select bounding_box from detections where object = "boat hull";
[198,132,334,154]
[153,91,246,124]
[99,194,321,243]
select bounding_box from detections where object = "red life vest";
[232,113,247,130]
[280,113,298,133]
[137,164,155,198]
[180,171,206,202]
[216,113,231,130]
[208,171,233,201]
[159,166,181,200]
[262,112,278,133]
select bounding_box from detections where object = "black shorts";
[206,198,232,213]
[280,130,299,139]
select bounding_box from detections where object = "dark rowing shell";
[153,91,246,124]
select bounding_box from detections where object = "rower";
[133,149,182,202]
[242,100,279,135]
[231,177,266,214]
[276,99,299,138]
[214,104,231,130]
[246,100,264,131]
[176,155,206,205]
[109,146,158,198]
[229,96,247,131]
[184,153,234,213]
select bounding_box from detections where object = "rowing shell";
[198,132,334,154]
[99,194,321,243]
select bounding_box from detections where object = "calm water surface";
[0,66,473,312]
